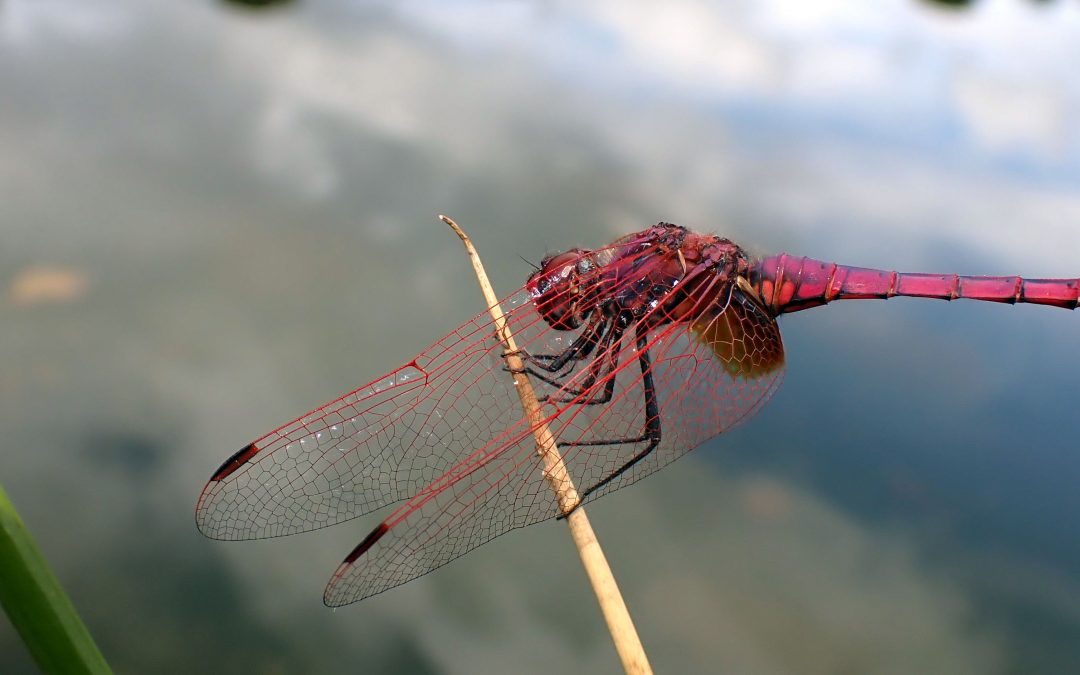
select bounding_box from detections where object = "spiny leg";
[506,318,625,407]
[539,322,625,405]
[515,314,608,375]
[557,328,662,517]
[513,317,611,388]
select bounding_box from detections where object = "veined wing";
[323,283,786,605]
[197,287,550,540]
[195,237,659,541]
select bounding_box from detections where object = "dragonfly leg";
[539,322,624,405]
[557,329,661,517]
[508,314,608,375]
[504,318,615,396]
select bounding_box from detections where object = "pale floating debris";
[9,266,89,307]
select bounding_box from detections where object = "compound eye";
[527,249,587,330]
[528,249,586,299]
[540,250,586,275]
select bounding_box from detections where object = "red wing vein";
[324,289,786,604]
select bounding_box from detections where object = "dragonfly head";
[528,248,599,330]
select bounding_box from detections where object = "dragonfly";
[196,223,1078,606]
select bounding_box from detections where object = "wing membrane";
[323,287,785,604]
[196,234,788,605]
[197,292,533,540]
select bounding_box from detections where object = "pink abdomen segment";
[752,254,1080,315]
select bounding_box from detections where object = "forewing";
[195,288,569,540]
[196,236,645,542]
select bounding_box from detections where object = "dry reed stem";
[440,215,653,675]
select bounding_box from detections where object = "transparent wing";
[196,235,650,541]
[195,287,569,540]
[323,286,786,605]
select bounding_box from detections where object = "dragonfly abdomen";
[752,254,1080,314]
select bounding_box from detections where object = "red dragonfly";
[196,223,1078,606]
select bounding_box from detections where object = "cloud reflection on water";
[1,0,1078,672]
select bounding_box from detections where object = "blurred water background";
[2,0,1080,672]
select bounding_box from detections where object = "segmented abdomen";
[752,254,1080,315]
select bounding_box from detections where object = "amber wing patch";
[691,290,785,378]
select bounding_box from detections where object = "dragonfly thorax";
[528,225,752,332]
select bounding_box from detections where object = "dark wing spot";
[209,442,261,482]
[343,522,391,564]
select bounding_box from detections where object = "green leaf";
[0,485,112,674]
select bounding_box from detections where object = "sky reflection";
[2,1,1079,672]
